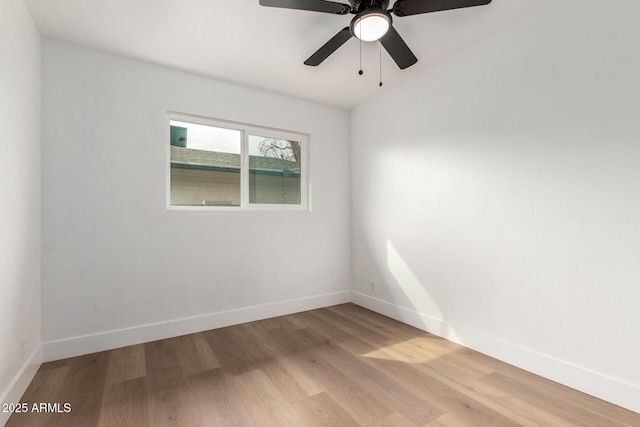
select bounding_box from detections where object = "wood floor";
[8,304,640,427]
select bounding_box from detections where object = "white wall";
[41,40,351,360]
[0,0,42,420]
[351,0,640,413]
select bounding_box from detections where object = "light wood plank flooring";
[8,304,640,426]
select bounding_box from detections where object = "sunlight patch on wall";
[387,240,443,321]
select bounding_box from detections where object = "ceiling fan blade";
[304,27,352,66]
[259,0,350,15]
[380,26,417,69]
[393,0,492,17]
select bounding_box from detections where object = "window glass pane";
[248,135,302,205]
[170,120,241,207]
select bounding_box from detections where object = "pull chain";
[379,42,383,87]
[358,26,363,75]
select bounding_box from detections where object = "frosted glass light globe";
[353,13,390,42]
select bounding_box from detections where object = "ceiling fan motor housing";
[349,0,391,13]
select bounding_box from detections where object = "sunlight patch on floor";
[362,336,456,363]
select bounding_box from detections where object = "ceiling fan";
[259,0,493,69]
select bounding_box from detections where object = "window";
[168,114,308,210]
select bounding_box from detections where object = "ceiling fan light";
[353,12,391,42]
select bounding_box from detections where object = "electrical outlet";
[19,338,26,360]
[369,281,376,294]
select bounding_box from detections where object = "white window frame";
[166,112,310,211]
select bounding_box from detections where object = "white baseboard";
[1,345,42,427]
[42,290,351,362]
[351,291,640,414]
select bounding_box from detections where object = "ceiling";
[25,0,552,109]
